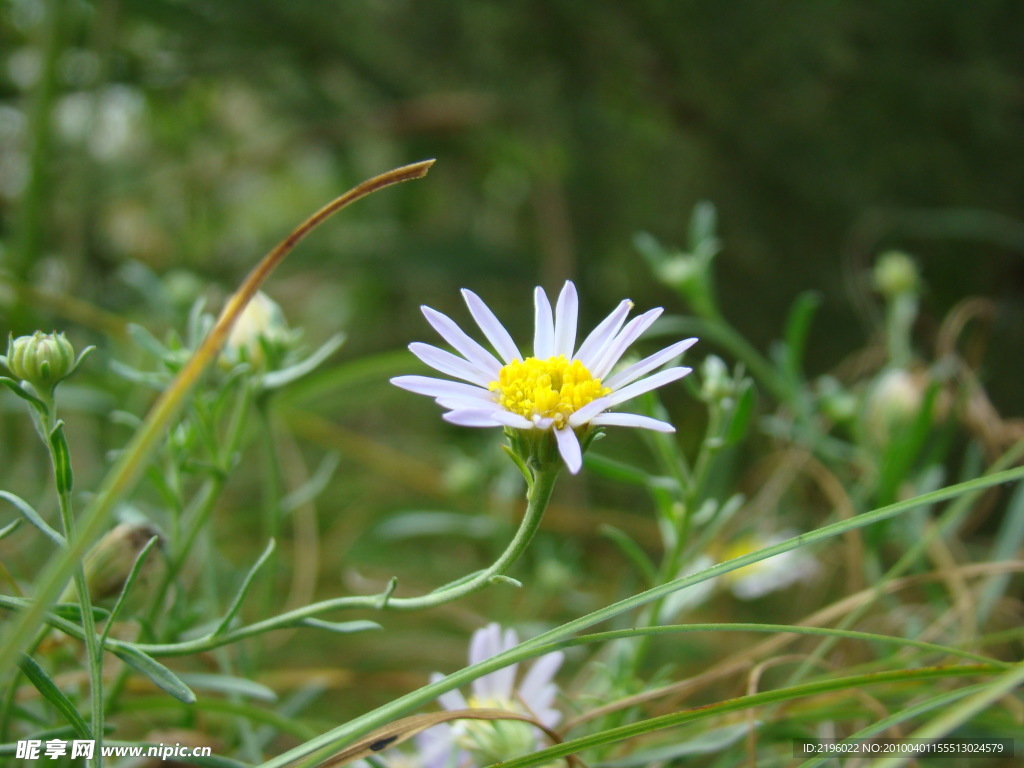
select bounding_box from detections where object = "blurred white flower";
[720,532,819,600]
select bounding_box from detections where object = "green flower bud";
[220,291,291,370]
[873,250,919,298]
[5,331,76,393]
[700,355,733,401]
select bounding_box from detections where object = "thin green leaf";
[374,512,497,541]
[599,525,657,586]
[17,654,91,739]
[297,619,382,636]
[0,490,65,547]
[0,518,22,540]
[489,666,998,768]
[723,379,755,446]
[595,721,751,767]
[126,322,170,359]
[112,645,196,704]
[583,454,659,487]
[48,420,74,494]
[781,290,822,386]
[0,375,46,408]
[177,673,278,702]
[976,478,1024,625]
[281,452,341,513]
[100,535,160,649]
[213,539,276,636]
[261,333,346,390]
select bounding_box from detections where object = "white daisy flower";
[391,281,697,474]
[432,623,565,765]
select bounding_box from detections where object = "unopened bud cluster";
[5,331,76,393]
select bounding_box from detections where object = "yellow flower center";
[490,355,611,429]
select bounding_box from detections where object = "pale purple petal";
[422,307,502,376]
[533,287,555,359]
[554,426,583,474]
[462,289,522,363]
[483,628,520,704]
[414,722,457,768]
[605,338,698,390]
[574,299,633,369]
[552,281,578,358]
[443,410,505,428]
[431,672,468,711]
[568,367,692,427]
[533,415,555,430]
[409,342,494,388]
[518,651,564,708]
[590,308,663,379]
[588,412,676,432]
[391,375,493,403]
[472,624,509,701]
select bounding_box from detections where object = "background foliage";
[1,1,1023,764]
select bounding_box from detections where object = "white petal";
[490,410,536,430]
[442,410,505,428]
[430,672,468,711]
[462,289,522,363]
[605,338,698,390]
[569,367,692,427]
[409,342,494,388]
[553,281,578,358]
[591,308,663,379]
[391,375,493,402]
[588,412,676,432]
[435,394,498,411]
[533,287,555,359]
[574,299,633,369]
[518,651,565,707]
[554,426,583,474]
[422,306,502,376]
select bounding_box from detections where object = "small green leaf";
[177,673,278,702]
[0,518,22,540]
[261,333,346,390]
[113,645,196,703]
[0,490,65,547]
[17,654,92,739]
[0,375,45,408]
[297,619,383,636]
[48,420,74,494]
[781,290,822,386]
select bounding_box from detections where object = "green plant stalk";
[257,464,1024,768]
[0,160,435,677]
[40,394,105,767]
[1,465,562,658]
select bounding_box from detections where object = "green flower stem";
[0,160,434,677]
[0,464,561,662]
[254,463,1024,768]
[39,394,104,767]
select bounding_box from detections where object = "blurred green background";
[3,0,1024,728]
